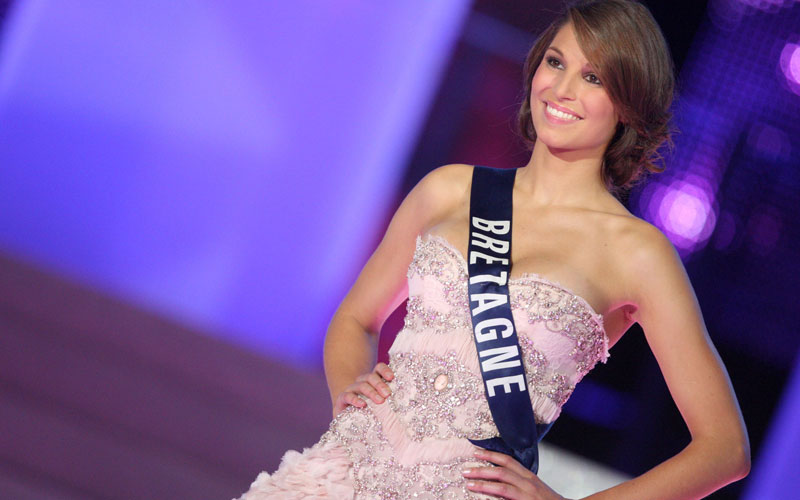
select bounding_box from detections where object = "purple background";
[0,0,470,366]
[0,0,798,498]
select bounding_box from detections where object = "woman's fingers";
[357,379,385,403]
[463,462,525,493]
[465,479,519,499]
[374,362,395,381]
[352,375,389,403]
[474,449,531,477]
[334,362,397,416]
[336,390,368,409]
[366,372,391,398]
[332,392,366,417]
[347,391,368,407]
[463,450,565,500]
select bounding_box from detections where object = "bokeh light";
[747,121,793,161]
[779,39,800,95]
[654,178,717,252]
[737,0,798,11]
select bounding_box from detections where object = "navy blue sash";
[466,165,553,474]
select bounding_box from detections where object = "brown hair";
[516,0,676,194]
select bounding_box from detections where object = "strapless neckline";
[419,232,605,326]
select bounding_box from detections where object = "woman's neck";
[515,139,609,209]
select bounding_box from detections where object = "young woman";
[236,1,750,498]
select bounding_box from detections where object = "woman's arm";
[585,222,750,499]
[465,221,751,500]
[323,163,470,412]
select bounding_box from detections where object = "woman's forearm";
[580,436,749,500]
[323,309,379,406]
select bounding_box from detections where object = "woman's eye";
[586,74,602,85]
[546,56,602,85]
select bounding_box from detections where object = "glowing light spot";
[747,122,791,160]
[661,190,706,240]
[780,41,800,96]
[655,179,717,251]
[736,0,795,11]
[708,0,746,31]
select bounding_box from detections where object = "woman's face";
[530,22,620,157]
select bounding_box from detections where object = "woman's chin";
[538,139,576,154]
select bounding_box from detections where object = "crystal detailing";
[388,350,499,441]
[518,335,575,407]
[407,235,471,310]
[319,405,494,499]
[411,233,609,378]
[403,295,472,333]
[509,283,607,378]
[354,456,491,499]
[309,233,611,498]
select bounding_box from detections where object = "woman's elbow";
[699,431,751,482]
[723,435,751,481]
[732,441,751,480]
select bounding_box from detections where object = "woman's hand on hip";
[332,362,394,417]
[463,449,568,500]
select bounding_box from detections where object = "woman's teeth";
[546,104,581,121]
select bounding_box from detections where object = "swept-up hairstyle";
[516,0,676,194]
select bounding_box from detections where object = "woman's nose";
[553,73,578,100]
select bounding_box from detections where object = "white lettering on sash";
[469,251,509,266]
[479,345,521,371]
[470,212,526,398]
[485,374,527,397]
[471,293,507,315]
[474,317,513,343]
[471,231,509,254]
[472,217,510,235]
[469,272,508,286]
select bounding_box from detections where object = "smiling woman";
[528,24,622,166]
[516,0,676,196]
[235,1,749,498]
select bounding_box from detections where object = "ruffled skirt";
[235,439,354,499]
[234,400,497,499]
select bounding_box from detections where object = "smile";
[545,102,582,121]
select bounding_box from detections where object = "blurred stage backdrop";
[0,0,798,498]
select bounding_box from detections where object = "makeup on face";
[543,100,583,124]
[529,23,620,152]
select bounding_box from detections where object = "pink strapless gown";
[235,233,610,499]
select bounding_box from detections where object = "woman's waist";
[386,347,566,427]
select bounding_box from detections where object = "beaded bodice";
[318,232,610,499]
[390,233,609,432]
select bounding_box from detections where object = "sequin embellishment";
[388,350,499,441]
[319,405,495,499]
[411,233,609,375]
[311,233,611,499]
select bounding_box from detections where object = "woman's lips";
[543,101,582,124]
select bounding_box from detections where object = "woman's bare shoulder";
[605,212,683,302]
[414,163,473,212]
[611,213,672,254]
[421,163,473,191]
